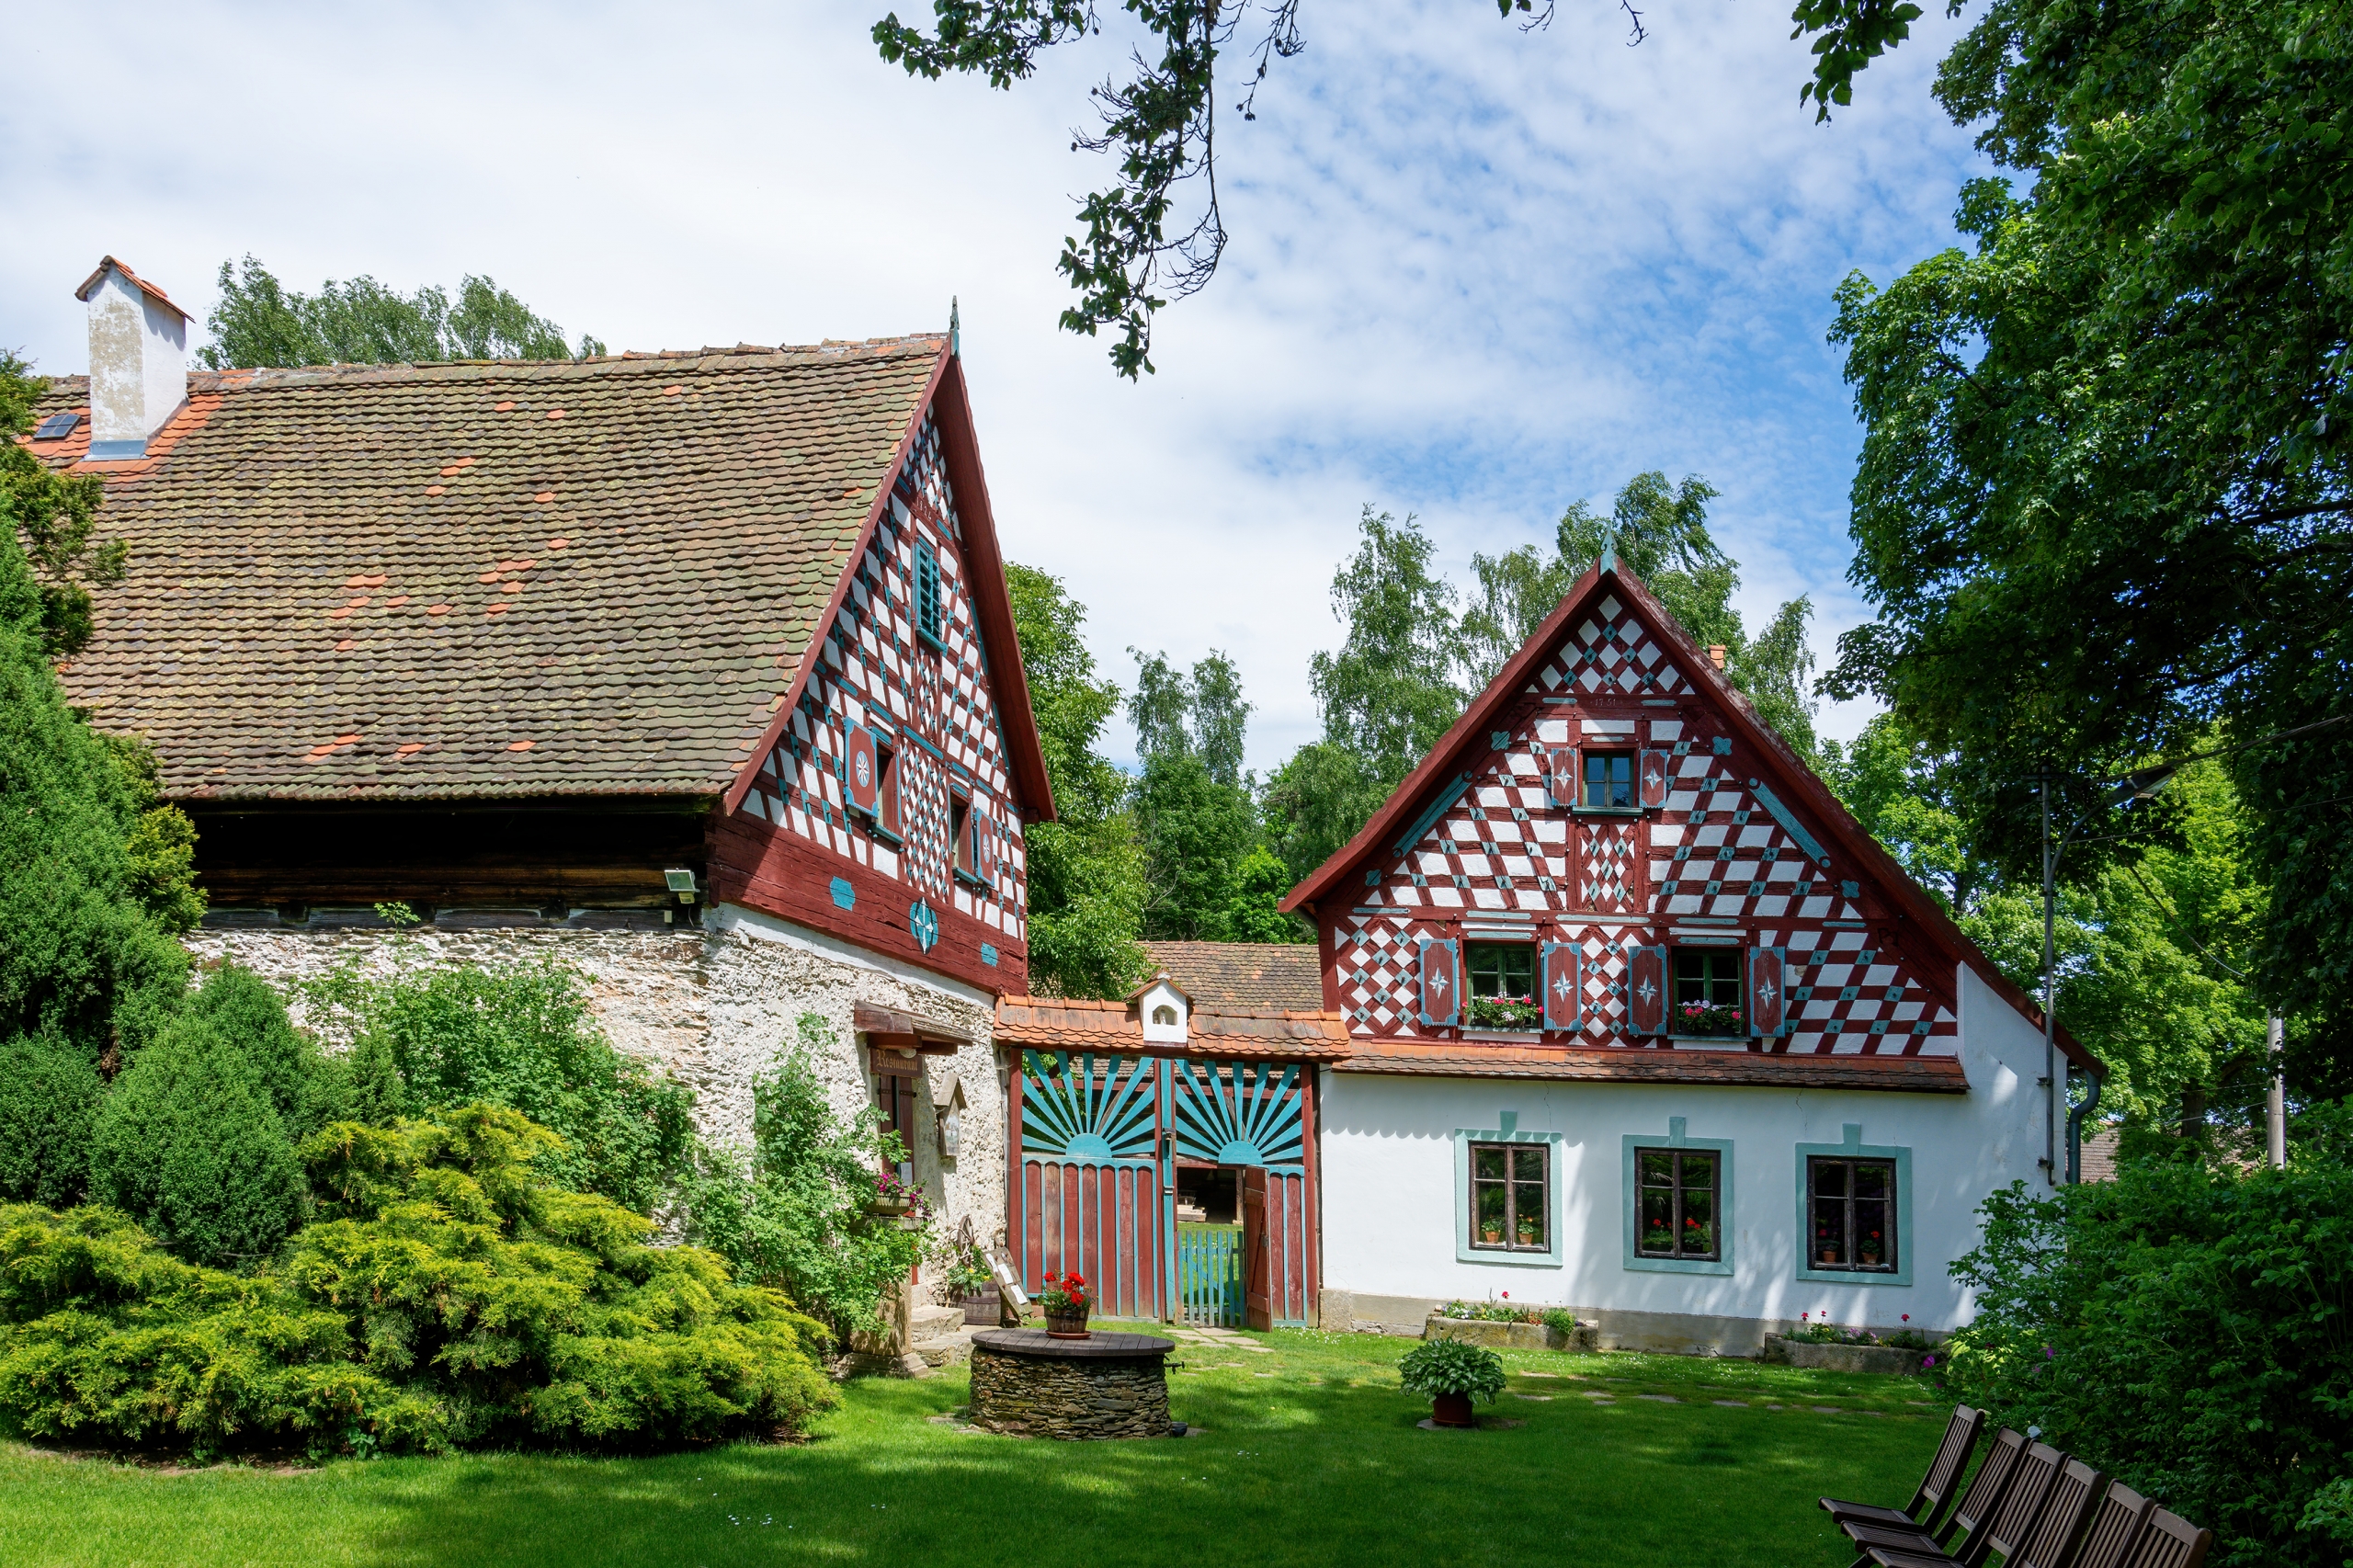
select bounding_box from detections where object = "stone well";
[967,1329,1176,1439]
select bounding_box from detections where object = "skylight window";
[32,412,82,441]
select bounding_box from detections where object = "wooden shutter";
[1638,748,1671,810]
[1544,745,1580,811]
[976,808,999,883]
[1415,937,1461,1028]
[844,724,879,814]
[915,539,942,646]
[1540,940,1584,1033]
[1749,946,1786,1037]
[879,745,901,835]
[1625,944,1668,1036]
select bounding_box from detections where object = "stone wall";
[967,1346,1171,1439]
[187,901,1008,1292]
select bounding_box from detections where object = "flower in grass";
[1902,1314,1910,1323]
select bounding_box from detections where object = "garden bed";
[1758,1334,1929,1375]
[1426,1313,1598,1353]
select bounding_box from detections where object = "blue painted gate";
[1012,1051,1317,1327]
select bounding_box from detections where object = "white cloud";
[0,0,1984,770]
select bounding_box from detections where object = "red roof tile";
[1333,1037,1970,1092]
[1142,942,1323,1011]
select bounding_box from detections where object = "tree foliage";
[1006,562,1151,995]
[1945,1143,2353,1567]
[1827,0,2353,1052]
[1127,647,1290,939]
[0,432,188,1062]
[197,256,605,369]
[681,1015,926,1338]
[870,0,1908,374]
[0,1105,835,1458]
[0,354,126,660]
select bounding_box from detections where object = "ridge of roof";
[1279,554,2097,1074]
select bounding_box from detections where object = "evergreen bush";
[0,1040,103,1207]
[0,1104,835,1457]
[1945,1143,2353,1567]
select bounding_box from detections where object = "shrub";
[1398,1338,1506,1403]
[301,956,693,1213]
[88,1026,304,1269]
[0,1104,836,1458]
[1944,1145,2353,1567]
[682,1013,926,1337]
[0,1040,103,1207]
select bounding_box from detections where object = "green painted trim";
[1451,1112,1565,1268]
[1794,1123,1915,1287]
[1621,1117,1734,1277]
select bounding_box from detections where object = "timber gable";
[1286,555,2092,1082]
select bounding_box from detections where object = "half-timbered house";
[32,258,1053,1313]
[1280,546,2098,1352]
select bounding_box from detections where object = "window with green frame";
[1634,1146,1720,1260]
[1464,943,1539,1030]
[1673,948,1745,1036]
[1583,751,1635,809]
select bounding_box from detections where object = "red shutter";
[1416,937,1460,1028]
[1545,745,1580,811]
[1638,748,1670,809]
[879,748,901,835]
[1749,946,1786,1037]
[978,809,999,883]
[1541,940,1583,1033]
[845,725,879,814]
[1626,945,1667,1036]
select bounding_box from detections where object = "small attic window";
[1152,1005,1178,1027]
[32,412,82,441]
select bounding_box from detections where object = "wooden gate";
[1010,1051,1317,1328]
[1177,1222,1244,1326]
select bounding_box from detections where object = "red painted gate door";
[1242,1167,1271,1330]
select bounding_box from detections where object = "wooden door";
[1243,1166,1271,1330]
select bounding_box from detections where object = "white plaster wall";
[186,902,1006,1283]
[1318,961,2054,1335]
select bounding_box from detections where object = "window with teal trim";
[1470,1142,1549,1252]
[1634,1147,1721,1261]
[1806,1156,1897,1274]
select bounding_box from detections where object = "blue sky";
[1,0,1993,773]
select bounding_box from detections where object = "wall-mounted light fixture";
[664,868,699,904]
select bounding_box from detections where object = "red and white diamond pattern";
[1327,597,1957,1058]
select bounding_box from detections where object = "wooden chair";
[2120,1507,2213,1568]
[1859,1438,2066,1568]
[2008,1458,2107,1568]
[2070,1481,2156,1568]
[1841,1427,2028,1566]
[1822,1405,1987,1538]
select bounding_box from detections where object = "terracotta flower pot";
[1430,1392,1475,1428]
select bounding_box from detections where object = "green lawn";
[0,1327,1938,1567]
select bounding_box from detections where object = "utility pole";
[2041,775,2059,1186]
[2267,1015,2287,1168]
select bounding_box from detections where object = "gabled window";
[1672,949,1745,1037]
[915,538,944,652]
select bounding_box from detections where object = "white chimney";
[75,256,190,460]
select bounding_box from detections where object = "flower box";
[1758,1333,1932,1375]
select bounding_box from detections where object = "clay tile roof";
[993,995,1351,1060]
[75,255,191,322]
[31,338,948,801]
[1333,1038,1970,1093]
[1140,942,1323,1012]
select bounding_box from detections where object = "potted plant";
[1399,1338,1506,1428]
[1465,994,1542,1030]
[945,1247,998,1324]
[867,1170,926,1221]
[1039,1270,1092,1337]
[1677,1000,1745,1037]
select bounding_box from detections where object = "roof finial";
[949,297,961,359]
[1597,520,1618,573]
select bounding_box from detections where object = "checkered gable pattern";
[1532,594,1695,699]
[731,405,1027,943]
[1317,585,1961,1059]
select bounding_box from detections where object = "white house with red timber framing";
[1280,548,2097,1352]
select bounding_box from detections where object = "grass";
[0,1326,1942,1568]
